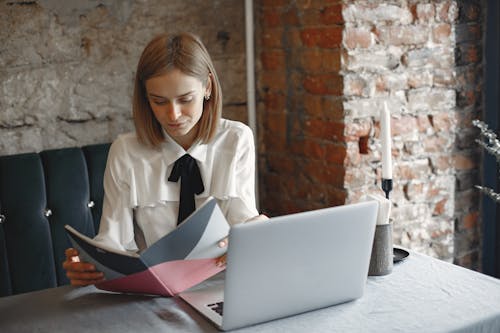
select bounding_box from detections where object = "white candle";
[380,102,392,179]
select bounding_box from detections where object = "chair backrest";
[0,143,110,297]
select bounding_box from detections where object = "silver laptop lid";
[222,201,378,331]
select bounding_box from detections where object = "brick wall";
[257,0,347,215]
[0,0,485,269]
[0,0,247,155]
[452,0,483,269]
[256,0,483,269]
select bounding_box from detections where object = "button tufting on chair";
[0,142,110,296]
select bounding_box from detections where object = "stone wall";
[0,0,247,155]
[256,0,483,269]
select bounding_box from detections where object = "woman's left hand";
[215,214,269,267]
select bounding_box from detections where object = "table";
[1,250,500,332]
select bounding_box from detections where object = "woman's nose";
[166,103,181,121]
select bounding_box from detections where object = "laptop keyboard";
[207,301,224,316]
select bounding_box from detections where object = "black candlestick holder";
[382,178,393,199]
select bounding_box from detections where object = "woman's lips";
[167,122,184,128]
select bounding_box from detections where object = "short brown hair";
[132,32,222,148]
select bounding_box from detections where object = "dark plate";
[393,247,409,263]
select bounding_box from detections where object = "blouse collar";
[161,129,208,165]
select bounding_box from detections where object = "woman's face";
[145,68,210,150]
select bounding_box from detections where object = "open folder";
[65,197,229,296]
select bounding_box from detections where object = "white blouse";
[94,118,258,253]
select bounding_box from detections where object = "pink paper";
[96,258,224,296]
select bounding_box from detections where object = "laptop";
[178,200,378,331]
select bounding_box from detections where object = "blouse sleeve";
[93,138,138,252]
[224,125,259,225]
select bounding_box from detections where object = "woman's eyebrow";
[148,90,196,99]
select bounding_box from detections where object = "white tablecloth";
[1,250,500,332]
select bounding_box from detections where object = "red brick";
[300,8,322,26]
[262,9,282,27]
[432,112,454,131]
[318,26,343,48]
[261,173,282,193]
[423,136,449,153]
[285,28,303,47]
[303,94,323,118]
[453,153,477,170]
[264,112,287,134]
[325,186,347,206]
[300,27,342,48]
[433,198,447,215]
[325,143,347,165]
[391,116,417,137]
[375,25,429,46]
[357,136,369,155]
[304,119,344,140]
[289,176,327,203]
[457,89,478,108]
[433,23,452,43]
[267,155,296,174]
[458,43,481,64]
[396,160,431,180]
[320,4,343,25]
[261,28,283,48]
[262,92,286,113]
[459,2,481,22]
[456,23,481,43]
[300,49,324,72]
[323,97,344,120]
[303,73,342,95]
[283,7,300,25]
[263,130,286,152]
[344,74,367,97]
[344,27,373,49]
[413,3,435,22]
[432,156,453,172]
[322,49,341,71]
[417,114,432,132]
[296,0,341,10]
[260,71,287,91]
[305,162,344,187]
[261,0,287,7]
[436,1,458,23]
[462,211,479,230]
[303,139,326,159]
[261,50,286,71]
[433,69,456,86]
[300,28,321,46]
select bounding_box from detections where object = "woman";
[63,32,264,286]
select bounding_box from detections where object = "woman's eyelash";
[151,97,193,105]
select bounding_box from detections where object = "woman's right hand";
[62,248,105,286]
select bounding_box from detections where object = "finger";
[65,248,79,259]
[216,254,227,267]
[67,271,104,281]
[218,237,228,248]
[63,261,97,272]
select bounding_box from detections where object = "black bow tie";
[168,154,205,225]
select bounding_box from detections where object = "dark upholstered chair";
[0,143,110,297]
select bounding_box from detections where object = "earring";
[205,94,211,100]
